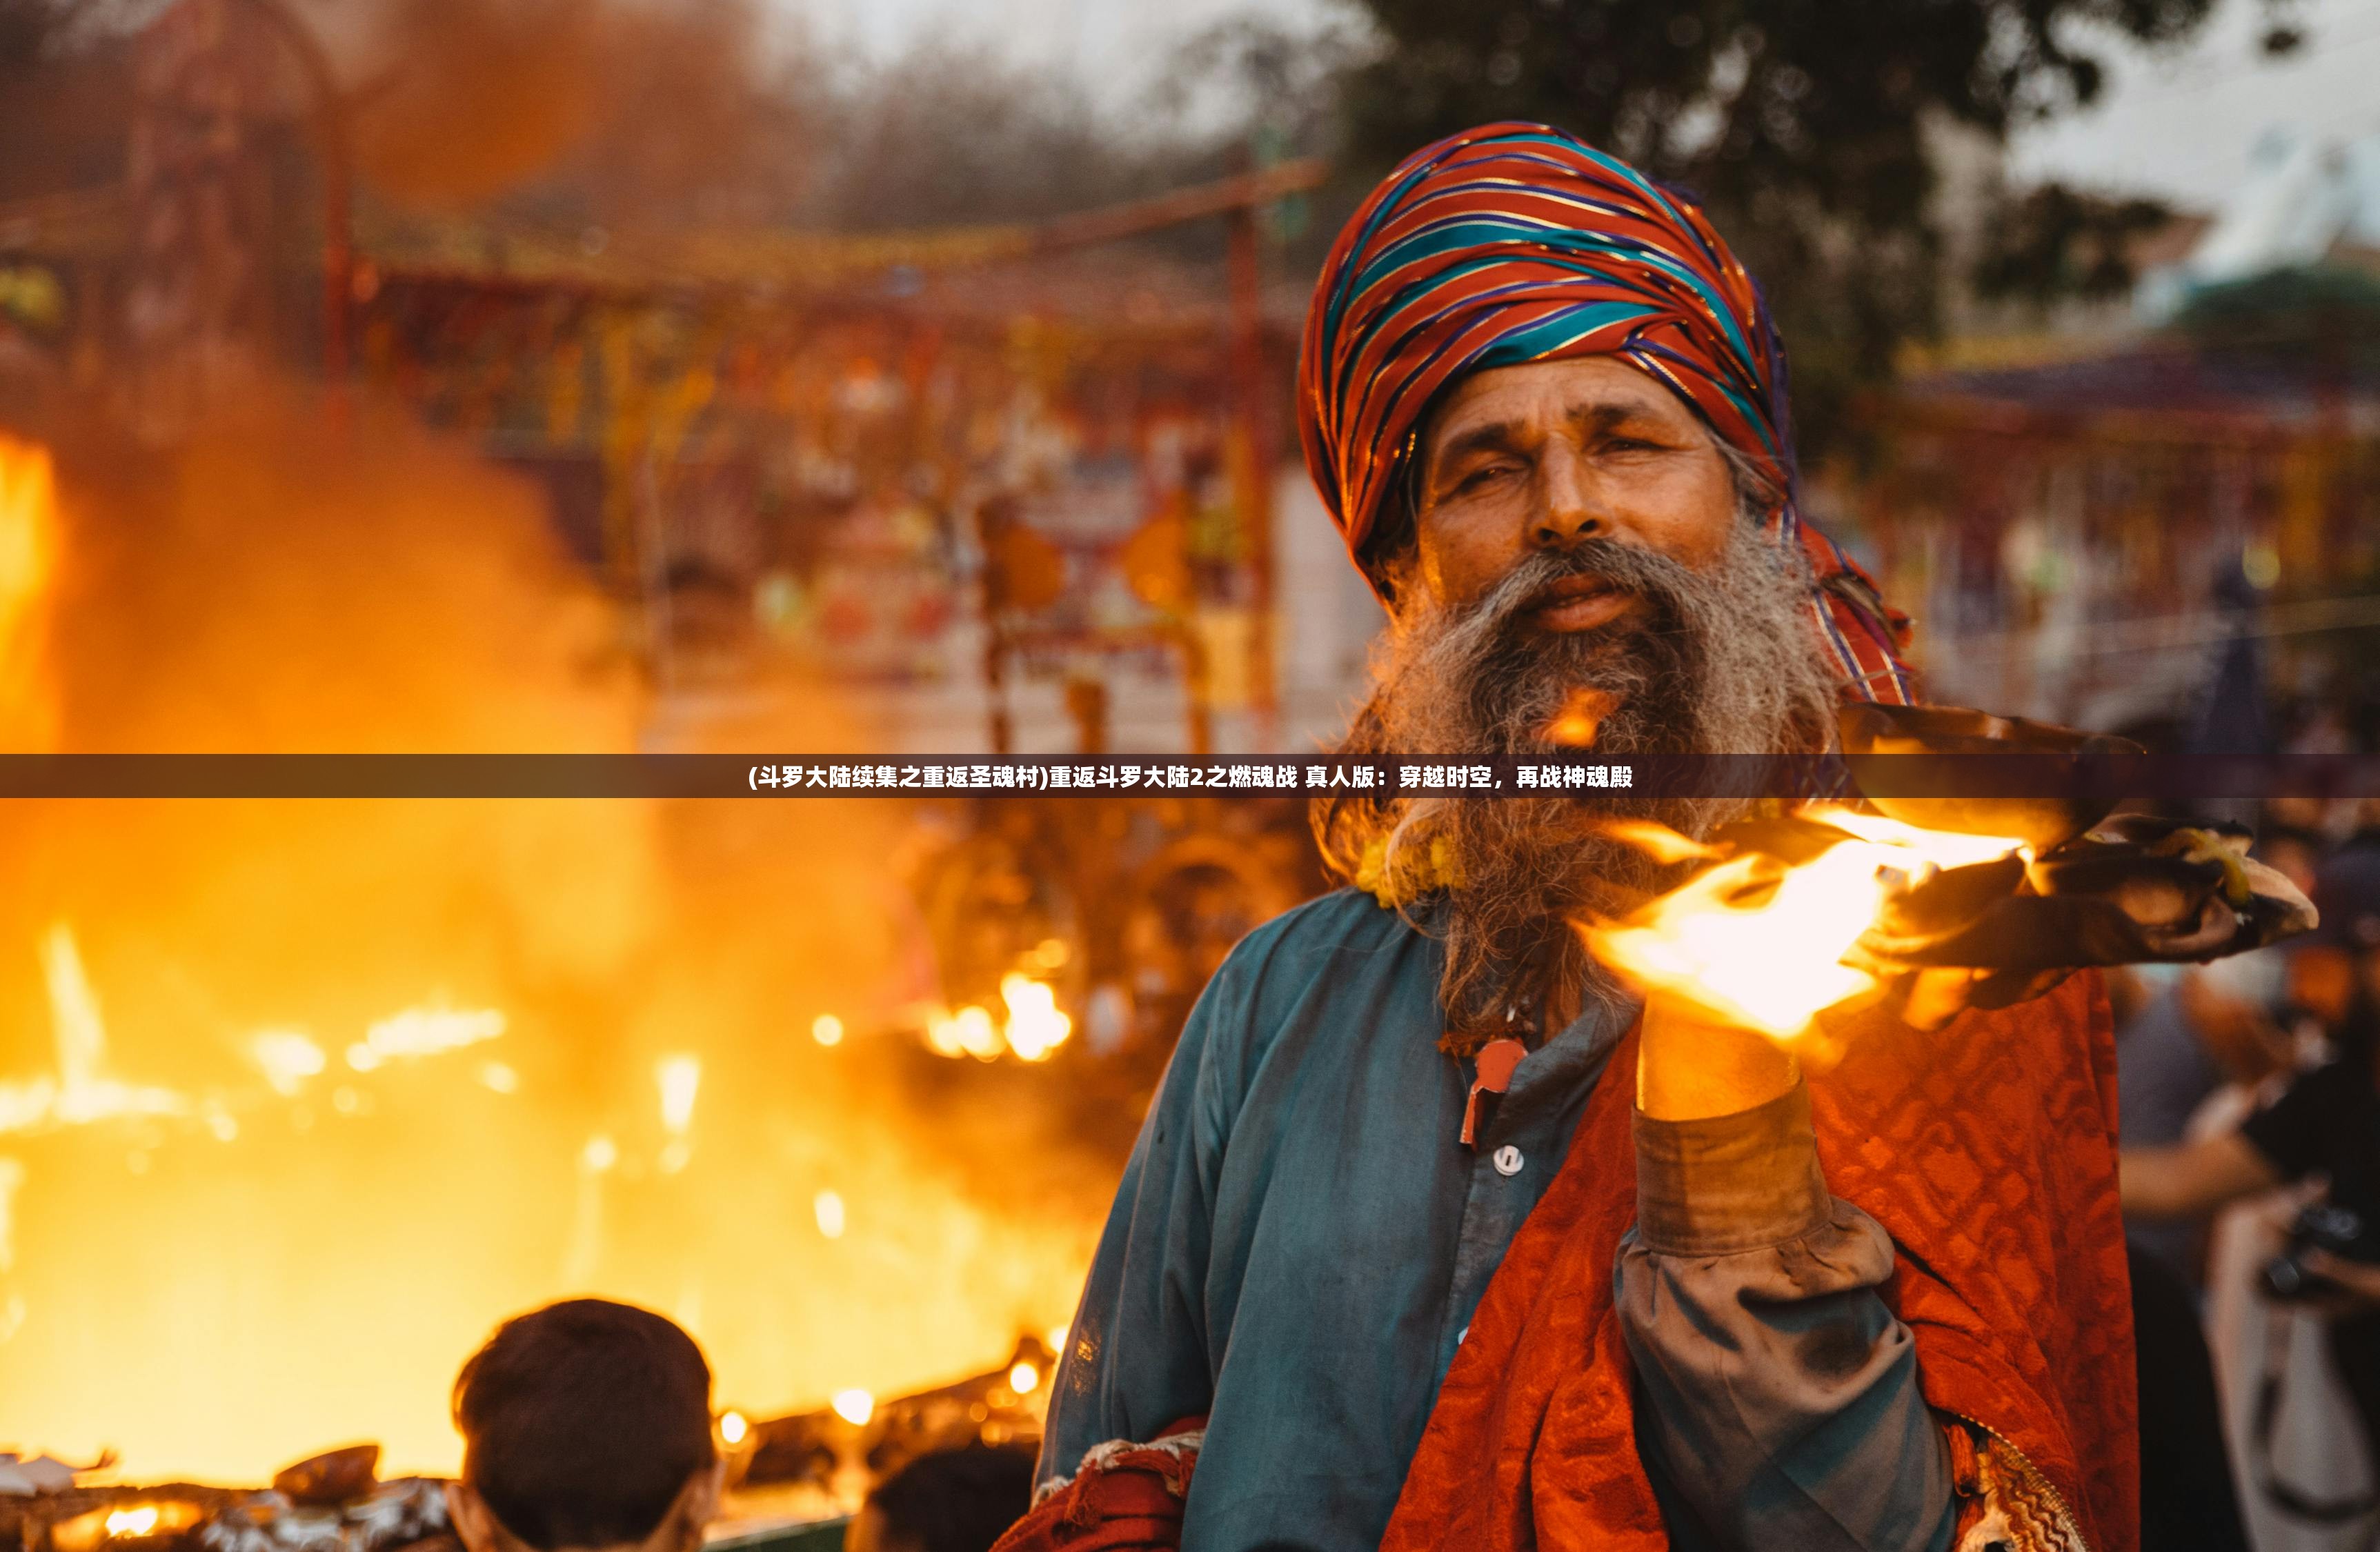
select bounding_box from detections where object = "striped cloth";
[1296,121,1916,706]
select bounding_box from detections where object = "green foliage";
[1334,0,2251,456]
[1972,182,2171,306]
[2174,266,2380,365]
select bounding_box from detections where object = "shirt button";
[1492,1144,1524,1177]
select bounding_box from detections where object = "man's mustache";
[1465,539,1703,638]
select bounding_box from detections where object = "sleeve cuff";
[1633,1082,1833,1256]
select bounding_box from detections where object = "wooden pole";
[222,0,351,382]
[1224,198,1278,747]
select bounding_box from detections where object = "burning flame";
[926,1005,1001,1060]
[345,1006,506,1071]
[999,974,1072,1062]
[718,1410,748,1446]
[105,1509,158,1538]
[0,406,1101,1487]
[1584,808,2026,1039]
[1543,687,1616,748]
[831,1389,874,1426]
[657,1055,700,1134]
[0,926,186,1136]
[1601,820,1725,866]
[250,1031,327,1096]
[1008,1360,1040,1395]
[922,975,1073,1063]
[0,434,56,752]
[0,1156,22,1338]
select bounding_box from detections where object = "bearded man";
[1028,126,2135,1552]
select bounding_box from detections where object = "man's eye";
[1457,464,1518,492]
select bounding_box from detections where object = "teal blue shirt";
[1040,890,1955,1552]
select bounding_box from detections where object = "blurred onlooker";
[2257,820,2327,901]
[2116,951,2296,1283]
[2110,926,2290,1552]
[446,1300,724,1552]
[844,1444,1035,1552]
[2125,839,2380,1540]
[2128,1239,2252,1552]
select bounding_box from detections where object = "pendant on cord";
[1461,1037,1527,1148]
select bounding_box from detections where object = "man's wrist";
[1633,1082,1832,1256]
[1635,999,1798,1120]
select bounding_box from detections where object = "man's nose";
[1529,444,1603,548]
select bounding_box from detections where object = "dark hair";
[865,1444,1036,1552]
[453,1299,716,1552]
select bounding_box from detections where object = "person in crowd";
[445,1300,724,1552]
[2125,839,2380,1469]
[2127,1239,2252,1552]
[1028,122,2137,1552]
[844,1444,1036,1552]
[2117,953,2294,1280]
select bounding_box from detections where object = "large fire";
[0,415,1104,1486]
[0,435,56,752]
[1585,808,2030,1038]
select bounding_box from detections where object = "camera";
[2261,1203,2379,1302]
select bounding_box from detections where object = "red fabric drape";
[1382,971,2138,1551]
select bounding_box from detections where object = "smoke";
[352,0,608,211]
[352,0,811,225]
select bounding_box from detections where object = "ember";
[1542,688,1616,748]
[920,974,1073,1064]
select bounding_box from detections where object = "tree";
[1335,0,2288,460]
[1971,182,2172,309]
[0,0,137,203]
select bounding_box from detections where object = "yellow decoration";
[1354,831,1464,908]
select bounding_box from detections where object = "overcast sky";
[771,0,2380,212]
[2008,0,2380,207]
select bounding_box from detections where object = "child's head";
[844,1443,1035,1552]
[447,1300,722,1552]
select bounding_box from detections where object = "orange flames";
[918,944,1075,1062]
[1541,687,1615,748]
[0,419,1102,1487]
[0,927,186,1136]
[0,434,57,752]
[1584,807,2027,1039]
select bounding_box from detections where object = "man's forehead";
[1425,357,1688,452]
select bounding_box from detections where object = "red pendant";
[1460,1037,1528,1147]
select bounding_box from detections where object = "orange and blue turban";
[1296,121,1915,705]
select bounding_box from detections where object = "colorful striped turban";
[1296,121,1916,706]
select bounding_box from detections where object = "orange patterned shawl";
[1382,972,2138,1552]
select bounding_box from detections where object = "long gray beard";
[1319,524,1844,1049]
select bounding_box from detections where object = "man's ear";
[445,1481,504,1552]
[652,1460,726,1552]
[692,1458,726,1524]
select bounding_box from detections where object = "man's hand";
[2119,1133,2277,1218]
[2294,1249,2380,1311]
[1636,994,1798,1120]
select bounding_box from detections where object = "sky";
[2007,0,2380,208]
[771,0,2380,212]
